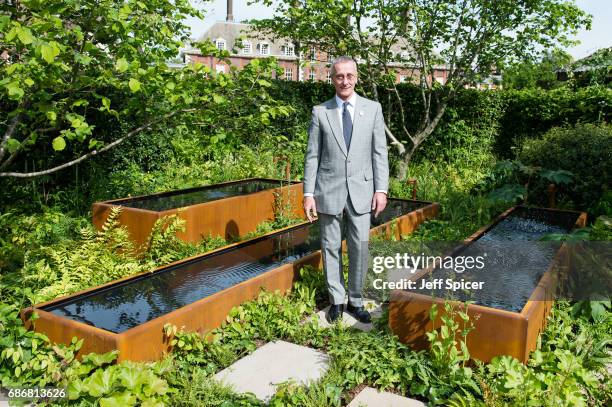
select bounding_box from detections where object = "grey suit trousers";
[319,199,371,306]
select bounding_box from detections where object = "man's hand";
[371,192,387,218]
[303,196,318,222]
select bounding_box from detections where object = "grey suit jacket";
[303,93,389,215]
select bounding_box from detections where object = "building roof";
[187,21,297,60]
[183,20,448,70]
[573,47,611,72]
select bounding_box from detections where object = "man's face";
[332,61,357,100]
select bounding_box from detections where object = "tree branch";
[390,83,413,141]
[0,131,36,171]
[0,108,195,178]
[0,113,21,164]
[384,123,405,155]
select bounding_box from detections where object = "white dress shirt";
[335,93,356,128]
[304,92,387,197]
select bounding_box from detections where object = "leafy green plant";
[0,304,80,387]
[425,302,480,404]
[485,160,574,205]
[15,207,148,304]
[164,363,262,406]
[327,327,431,394]
[269,374,343,407]
[66,359,169,406]
[519,123,612,212]
[480,301,611,406]
[0,303,168,405]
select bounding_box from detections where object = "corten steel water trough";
[91,178,304,248]
[23,198,439,362]
[388,205,586,363]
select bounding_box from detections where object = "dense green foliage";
[0,0,199,174]
[570,47,612,87]
[0,4,610,404]
[2,131,610,405]
[268,81,611,187]
[495,86,611,157]
[251,0,591,175]
[519,123,611,212]
[502,49,573,90]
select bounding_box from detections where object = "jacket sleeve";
[303,107,321,195]
[372,102,389,192]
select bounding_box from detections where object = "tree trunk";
[396,102,448,180]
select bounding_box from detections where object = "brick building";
[180,0,453,85]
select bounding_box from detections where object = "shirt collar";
[335,92,357,109]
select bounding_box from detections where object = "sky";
[185,0,612,60]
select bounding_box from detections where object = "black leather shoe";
[326,304,344,323]
[346,304,372,323]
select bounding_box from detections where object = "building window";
[399,75,407,83]
[310,46,316,62]
[327,52,333,62]
[435,76,445,84]
[282,44,295,56]
[242,41,252,55]
[309,70,315,81]
[257,42,269,55]
[215,38,226,51]
[284,67,293,80]
[216,64,225,73]
[326,70,331,84]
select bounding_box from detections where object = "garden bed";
[389,205,587,363]
[92,178,303,247]
[23,198,439,362]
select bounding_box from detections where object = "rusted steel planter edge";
[389,205,587,363]
[23,200,439,362]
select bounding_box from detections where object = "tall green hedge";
[271,81,611,162]
[495,86,611,158]
[519,123,611,212]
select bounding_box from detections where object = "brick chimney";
[226,0,234,22]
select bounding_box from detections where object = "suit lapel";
[348,94,363,156]
[324,98,348,157]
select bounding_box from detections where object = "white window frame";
[258,42,270,55]
[326,70,331,84]
[399,75,407,83]
[309,70,316,81]
[215,64,226,73]
[215,38,226,51]
[283,44,295,56]
[284,67,293,80]
[310,46,316,62]
[242,41,252,55]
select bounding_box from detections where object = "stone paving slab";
[311,300,383,332]
[214,340,329,402]
[347,386,426,407]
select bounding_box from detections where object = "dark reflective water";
[114,180,285,212]
[415,207,579,312]
[44,199,425,333]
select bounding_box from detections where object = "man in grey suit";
[303,56,389,323]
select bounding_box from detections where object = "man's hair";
[330,56,357,77]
